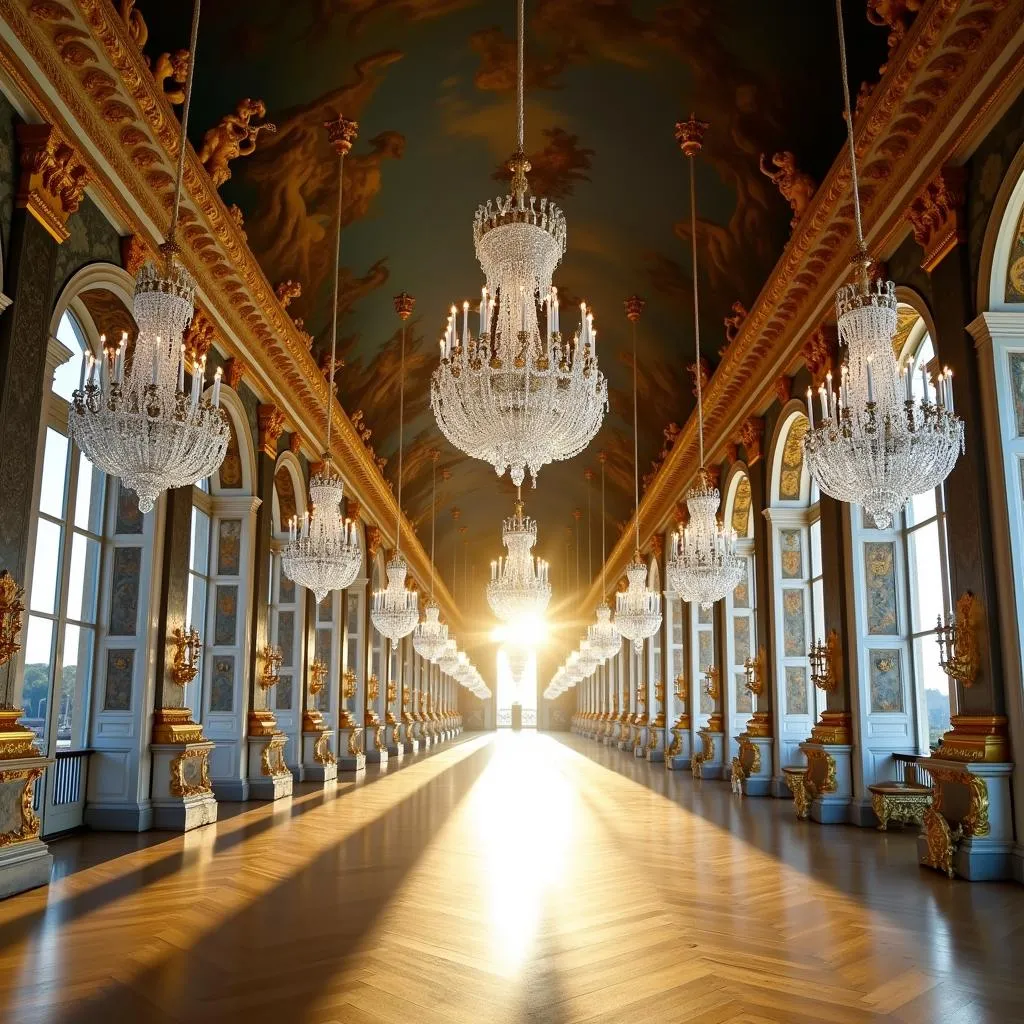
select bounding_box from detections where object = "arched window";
[895,302,953,747]
[723,467,757,759]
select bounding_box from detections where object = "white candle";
[78,349,87,392]
[213,366,223,407]
[591,328,597,355]
[152,337,161,385]
[806,386,814,429]
[480,287,487,335]
[945,368,954,414]
[819,385,828,420]
[178,343,185,392]
[920,366,929,404]
[904,363,913,402]
[866,358,874,404]
[462,300,469,345]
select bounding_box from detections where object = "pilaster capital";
[801,325,837,389]
[184,309,217,369]
[257,404,286,459]
[224,356,246,390]
[738,416,765,465]
[907,166,967,273]
[15,123,90,243]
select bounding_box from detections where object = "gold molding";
[0,766,43,847]
[169,747,212,798]
[152,707,204,745]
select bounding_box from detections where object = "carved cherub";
[661,421,680,456]
[198,99,277,189]
[152,50,189,106]
[759,152,817,229]
[351,409,372,444]
[227,203,247,239]
[867,0,924,59]
[723,301,748,345]
[119,0,148,53]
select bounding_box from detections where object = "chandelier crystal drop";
[486,497,551,622]
[664,116,745,609]
[371,292,420,642]
[430,0,607,487]
[803,0,964,528]
[282,114,363,600]
[282,468,361,603]
[68,1,228,514]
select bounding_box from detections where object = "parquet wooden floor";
[0,731,1022,1024]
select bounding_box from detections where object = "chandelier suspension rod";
[631,317,640,554]
[587,472,592,585]
[429,454,436,600]
[600,455,607,600]
[686,145,705,472]
[835,0,865,251]
[167,0,201,246]
[396,319,406,555]
[324,148,347,459]
[516,0,525,157]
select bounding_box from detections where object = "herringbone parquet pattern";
[0,731,1021,1024]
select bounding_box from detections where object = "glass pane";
[275,674,293,710]
[21,615,54,747]
[908,487,937,527]
[811,579,825,646]
[40,428,69,519]
[53,312,86,403]
[66,532,102,624]
[908,523,944,634]
[916,636,951,748]
[30,518,63,614]
[187,572,208,636]
[810,520,822,577]
[73,451,105,533]
[57,623,93,751]
[190,507,211,576]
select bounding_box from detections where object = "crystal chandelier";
[665,118,745,608]
[282,116,363,602]
[438,638,460,674]
[413,449,449,662]
[371,293,420,642]
[613,297,662,653]
[69,0,228,514]
[803,0,964,529]
[504,643,530,686]
[430,0,607,487]
[486,494,551,622]
[589,452,620,660]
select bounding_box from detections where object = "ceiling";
[145,0,884,619]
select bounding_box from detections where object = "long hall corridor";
[0,732,1020,1024]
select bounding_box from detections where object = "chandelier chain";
[429,454,436,599]
[632,317,639,553]
[836,0,865,250]
[600,456,607,598]
[396,320,405,555]
[325,150,346,456]
[168,0,201,244]
[687,148,705,470]
[516,0,525,155]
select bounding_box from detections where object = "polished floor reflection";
[0,732,1022,1023]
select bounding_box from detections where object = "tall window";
[23,311,105,751]
[902,332,953,746]
[186,492,212,720]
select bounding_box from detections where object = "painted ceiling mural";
[144,0,884,611]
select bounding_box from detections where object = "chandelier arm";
[168,0,201,245]
[835,0,865,250]
[325,149,345,457]
[687,149,705,471]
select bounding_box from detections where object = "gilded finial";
[675,114,708,157]
[509,150,531,199]
[394,292,415,320]
[325,114,359,155]
[625,295,646,322]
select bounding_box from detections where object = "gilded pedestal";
[730,732,773,796]
[385,711,404,761]
[665,716,691,770]
[401,711,419,754]
[0,722,51,896]
[337,712,366,772]
[247,712,294,800]
[692,722,724,780]
[151,708,218,829]
[301,710,338,784]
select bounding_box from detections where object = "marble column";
[245,407,291,800]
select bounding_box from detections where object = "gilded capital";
[738,416,765,464]
[16,123,90,243]
[907,166,966,273]
[184,309,216,369]
[257,404,286,459]
[224,356,246,390]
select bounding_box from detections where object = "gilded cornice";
[0,0,460,629]
[585,0,1024,612]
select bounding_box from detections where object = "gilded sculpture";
[759,151,817,229]
[169,626,201,689]
[809,629,840,692]
[151,50,189,107]
[722,300,748,345]
[936,591,979,688]
[0,571,25,669]
[309,658,328,696]
[169,747,212,799]
[258,645,283,690]
[197,99,277,189]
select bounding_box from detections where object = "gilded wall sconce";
[367,674,380,702]
[309,658,328,696]
[703,665,719,701]
[743,646,766,698]
[634,683,646,708]
[170,626,202,688]
[654,679,665,707]
[809,629,840,692]
[342,667,357,700]
[258,644,283,689]
[936,591,979,687]
[0,570,25,670]
[673,673,688,703]
[386,678,396,706]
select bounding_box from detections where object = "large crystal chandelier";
[371,293,420,642]
[438,638,460,674]
[803,0,964,529]
[588,452,620,660]
[69,0,228,514]
[486,494,551,622]
[281,116,362,602]
[413,449,449,662]
[504,644,530,686]
[430,0,607,487]
[665,118,745,608]
[613,297,662,653]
